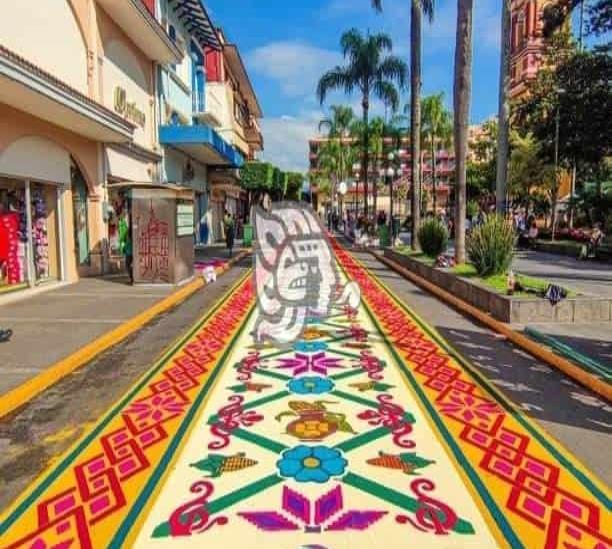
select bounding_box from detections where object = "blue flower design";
[277,445,347,483]
[294,341,328,353]
[306,317,323,325]
[288,376,334,395]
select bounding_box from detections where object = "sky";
[206,0,503,173]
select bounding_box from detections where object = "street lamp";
[352,163,361,215]
[386,151,396,246]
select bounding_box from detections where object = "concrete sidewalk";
[0,244,246,397]
[511,249,612,297]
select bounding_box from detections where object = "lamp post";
[352,162,361,216]
[386,151,396,246]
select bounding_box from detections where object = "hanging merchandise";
[31,188,50,280]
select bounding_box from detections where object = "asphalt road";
[0,258,251,511]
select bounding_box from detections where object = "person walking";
[224,212,235,257]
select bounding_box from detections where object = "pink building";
[510,0,552,99]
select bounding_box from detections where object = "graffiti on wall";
[137,202,169,282]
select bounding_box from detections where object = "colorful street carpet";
[1,241,610,548]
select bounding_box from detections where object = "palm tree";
[372,0,435,250]
[495,0,512,215]
[422,93,452,215]
[317,29,407,218]
[319,105,355,138]
[453,0,474,264]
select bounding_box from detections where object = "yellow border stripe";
[0,250,250,420]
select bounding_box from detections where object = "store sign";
[114,87,146,127]
[176,202,194,236]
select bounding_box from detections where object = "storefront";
[208,170,246,242]
[0,177,63,293]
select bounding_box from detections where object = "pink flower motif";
[439,391,502,426]
[277,353,342,376]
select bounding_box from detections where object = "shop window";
[71,161,90,266]
[0,179,29,291]
[0,177,61,288]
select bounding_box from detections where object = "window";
[168,24,177,72]
[234,99,248,127]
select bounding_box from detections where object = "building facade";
[0,0,178,294]
[509,0,552,99]
[204,28,263,241]
[0,0,262,296]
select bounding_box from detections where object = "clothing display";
[31,187,50,280]
[0,186,28,287]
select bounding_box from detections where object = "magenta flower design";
[439,391,502,428]
[238,485,386,533]
[277,352,343,376]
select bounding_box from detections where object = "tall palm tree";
[453,0,474,264]
[495,0,512,215]
[371,0,435,250]
[319,105,355,138]
[422,92,452,215]
[317,29,407,217]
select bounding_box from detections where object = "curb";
[368,249,612,402]
[0,250,251,420]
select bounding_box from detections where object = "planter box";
[384,248,612,324]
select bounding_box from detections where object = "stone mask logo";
[253,202,360,344]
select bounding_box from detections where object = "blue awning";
[159,124,244,168]
[169,0,221,50]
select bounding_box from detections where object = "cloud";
[259,111,323,173]
[247,41,342,97]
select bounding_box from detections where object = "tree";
[319,105,355,138]
[495,0,511,215]
[453,0,474,264]
[240,161,274,214]
[543,0,612,43]
[421,93,452,215]
[318,29,407,218]
[371,0,435,250]
[285,172,305,201]
[508,132,555,209]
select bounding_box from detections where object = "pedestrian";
[0,327,12,342]
[125,228,134,285]
[225,213,235,257]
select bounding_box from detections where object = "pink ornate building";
[510,0,553,99]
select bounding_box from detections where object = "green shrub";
[467,199,480,219]
[467,214,515,276]
[418,218,449,257]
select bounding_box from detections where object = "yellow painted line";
[370,250,612,402]
[0,250,251,420]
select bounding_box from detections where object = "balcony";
[159,123,244,168]
[0,44,133,142]
[194,87,223,128]
[96,0,181,63]
[160,68,191,122]
[245,119,263,151]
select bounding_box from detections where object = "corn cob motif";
[367,451,435,475]
[349,381,394,393]
[190,452,258,478]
